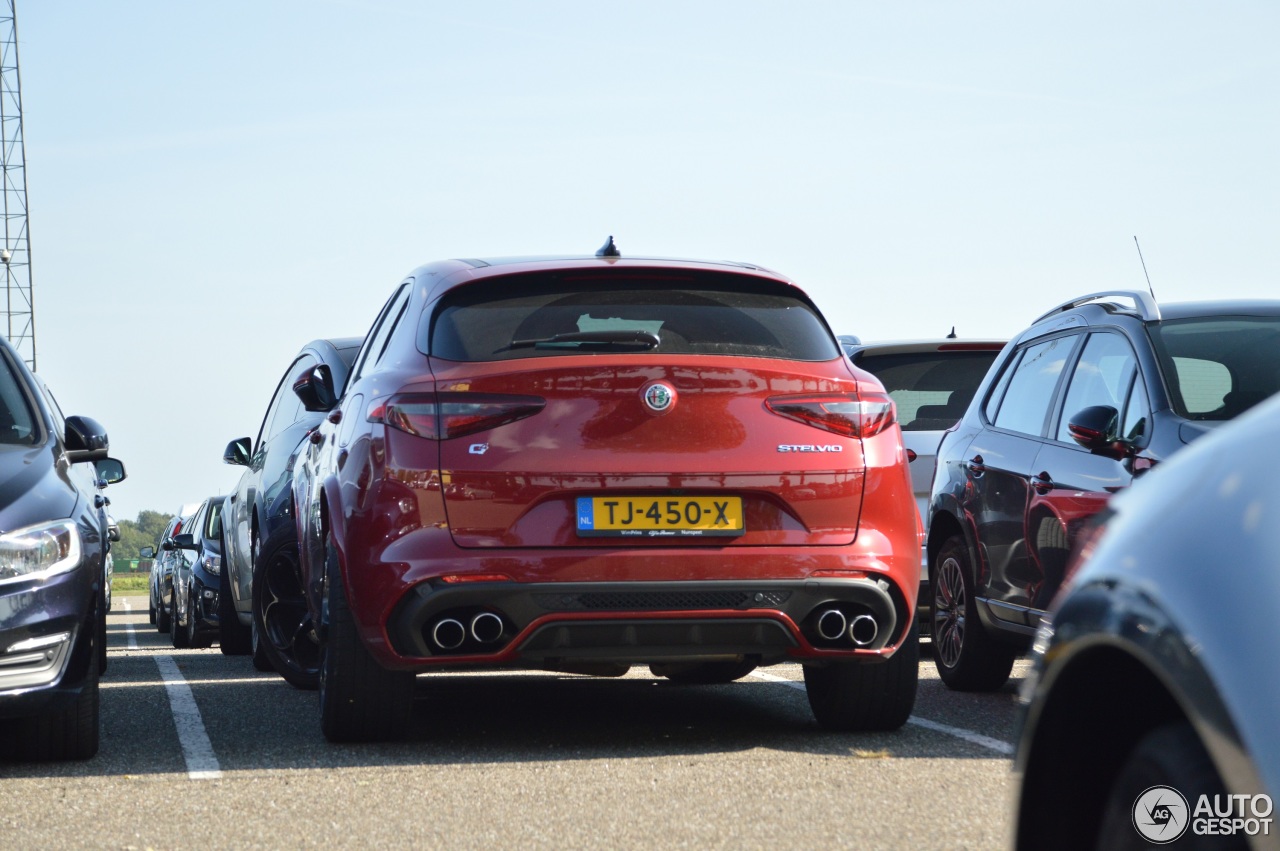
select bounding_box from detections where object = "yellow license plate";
[576,496,744,537]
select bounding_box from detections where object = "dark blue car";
[0,335,125,760]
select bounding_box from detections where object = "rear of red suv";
[292,250,921,741]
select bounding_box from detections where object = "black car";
[169,495,226,650]
[0,335,125,761]
[220,337,361,686]
[927,291,1280,691]
[1014,391,1280,850]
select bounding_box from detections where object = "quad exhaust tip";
[431,618,466,650]
[816,608,849,642]
[849,614,878,646]
[470,612,505,644]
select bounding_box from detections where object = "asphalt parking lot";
[0,596,1031,849]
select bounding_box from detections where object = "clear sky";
[14,1,1280,525]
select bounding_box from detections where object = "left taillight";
[368,392,546,440]
[765,392,896,438]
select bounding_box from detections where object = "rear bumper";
[381,576,910,670]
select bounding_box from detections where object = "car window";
[0,350,37,445]
[1122,371,1150,442]
[426,273,839,362]
[1054,333,1138,442]
[990,335,1074,437]
[205,499,223,540]
[351,283,412,382]
[256,355,318,450]
[1149,315,1280,420]
[855,350,1000,431]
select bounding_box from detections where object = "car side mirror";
[108,523,121,543]
[172,533,198,550]
[223,436,252,466]
[64,415,110,463]
[140,546,155,559]
[293,364,337,412]
[95,457,127,486]
[1067,405,1130,460]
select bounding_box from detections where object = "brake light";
[766,392,896,438]
[368,393,545,439]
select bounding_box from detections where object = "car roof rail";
[1032,290,1161,325]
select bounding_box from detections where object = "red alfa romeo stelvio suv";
[290,241,921,741]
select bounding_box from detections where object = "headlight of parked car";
[0,519,83,585]
[202,554,221,575]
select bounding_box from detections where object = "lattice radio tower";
[1,1,34,369]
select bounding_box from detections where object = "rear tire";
[156,586,171,634]
[320,533,414,743]
[188,593,213,650]
[218,532,253,656]
[171,590,190,649]
[930,535,1016,691]
[252,525,320,689]
[804,623,919,732]
[251,620,274,672]
[650,658,759,684]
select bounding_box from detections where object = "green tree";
[112,509,177,568]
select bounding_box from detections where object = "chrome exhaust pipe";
[816,608,849,641]
[470,612,505,644]
[849,614,878,647]
[431,618,466,650]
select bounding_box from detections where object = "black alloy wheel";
[252,525,320,689]
[930,535,1016,691]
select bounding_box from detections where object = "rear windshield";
[853,350,1000,431]
[0,350,39,445]
[1148,315,1280,420]
[426,273,840,362]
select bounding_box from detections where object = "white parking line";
[122,599,223,779]
[747,669,1015,755]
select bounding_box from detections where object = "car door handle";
[966,455,986,476]
[1031,471,1054,493]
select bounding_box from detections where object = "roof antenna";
[596,235,620,257]
[946,326,957,339]
[1133,235,1157,301]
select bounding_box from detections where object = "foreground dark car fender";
[1014,393,1280,850]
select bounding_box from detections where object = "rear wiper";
[506,330,661,351]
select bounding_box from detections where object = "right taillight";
[368,393,546,440]
[766,392,896,438]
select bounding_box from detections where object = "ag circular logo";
[1133,785,1190,844]
[642,382,676,413]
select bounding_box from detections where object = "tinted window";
[991,336,1074,436]
[428,273,839,362]
[855,350,1000,431]
[0,351,37,445]
[258,355,317,449]
[1122,371,1150,442]
[205,499,224,540]
[352,284,412,382]
[1149,316,1280,420]
[1055,333,1137,442]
